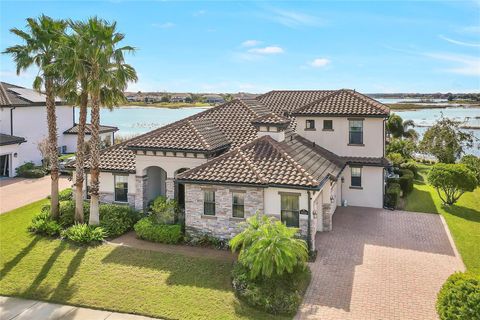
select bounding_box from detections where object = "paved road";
[0,176,71,213]
[0,296,159,320]
[296,206,465,320]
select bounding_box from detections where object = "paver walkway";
[0,296,159,320]
[296,206,465,320]
[0,175,71,213]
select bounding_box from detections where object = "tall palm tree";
[77,17,137,225]
[386,113,419,140]
[4,15,67,219]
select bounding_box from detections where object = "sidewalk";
[0,296,159,320]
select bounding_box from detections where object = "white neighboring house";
[0,82,118,178]
[74,89,390,251]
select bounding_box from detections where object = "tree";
[386,113,418,140]
[427,163,477,205]
[419,117,474,163]
[77,17,137,225]
[460,155,480,186]
[230,214,308,279]
[386,138,416,159]
[4,15,67,219]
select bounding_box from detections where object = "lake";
[76,104,480,156]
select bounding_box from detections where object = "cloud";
[268,8,323,28]
[248,46,284,55]
[439,35,480,47]
[310,58,331,68]
[425,52,480,76]
[193,10,206,17]
[241,40,262,47]
[151,22,175,29]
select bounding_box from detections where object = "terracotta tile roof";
[64,123,118,135]
[0,83,12,106]
[342,156,390,167]
[257,90,336,114]
[178,135,344,189]
[291,89,390,117]
[251,112,291,126]
[0,133,26,146]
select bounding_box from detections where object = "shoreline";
[388,103,480,111]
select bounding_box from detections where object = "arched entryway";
[174,168,189,210]
[144,166,167,207]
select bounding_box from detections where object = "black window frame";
[349,119,364,145]
[323,119,333,130]
[350,167,362,187]
[305,119,316,130]
[232,192,245,218]
[203,190,216,216]
[114,174,129,202]
[280,193,300,228]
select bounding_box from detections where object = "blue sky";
[1,1,479,93]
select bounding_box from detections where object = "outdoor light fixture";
[13,153,17,158]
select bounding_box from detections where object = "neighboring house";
[0,82,118,177]
[63,123,118,151]
[74,89,390,250]
[170,93,191,103]
[203,94,224,104]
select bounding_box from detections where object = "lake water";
[76,104,480,156]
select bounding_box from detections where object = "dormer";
[251,112,290,142]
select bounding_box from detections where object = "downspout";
[307,190,312,254]
[10,106,15,135]
[73,106,75,125]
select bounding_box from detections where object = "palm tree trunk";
[74,90,88,223]
[45,78,60,219]
[88,92,101,225]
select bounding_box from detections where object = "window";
[305,120,315,130]
[351,167,362,187]
[204,190,216,215]
[280,193,300,227]
[114,175,128,202]
[232,192,245,218]
[349,119,363,144]
[323,119,333,130]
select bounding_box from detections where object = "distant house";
[170,93,191,103]
[203,94,224,104]
[0,82,118,178]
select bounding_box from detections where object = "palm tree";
[76,17,137,225]
[386,113,419,140]
[4,16,67,219]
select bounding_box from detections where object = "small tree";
[460,155,480,186]
[230,214,308,279]
[37,138,50,169]
[386,138,416,159]
[428,163,477,205]
[419,117,474,163]
[386,114,418,140]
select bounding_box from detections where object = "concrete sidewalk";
[0,296,159,320]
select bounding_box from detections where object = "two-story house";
[76,89,389,250]
[0,82,118,177]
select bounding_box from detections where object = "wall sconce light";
[341,177,344,183]
[13,153,18,158]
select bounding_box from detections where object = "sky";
[0,0,479,94]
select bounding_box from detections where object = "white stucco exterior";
[135,152,208,177]
[339,165,384,208]
[296,116,385,157]
[63,132,114,154]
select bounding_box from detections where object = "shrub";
[28,212,61,237]
[61,224,106,244]
[399,169,414,195]
[460,155,480,186]
[187,233,229,250]
[436,272,480,320]
[232,262,310,315]
[428,163,477,205]
[134,217,183,244]
[15,162,46,178]
[387,152,405,167]
[400,161,418,177]
[148,196,178,225]
[386,138,416,159]
[99,204,141,237]
[385,183,401,208]
[59,188,73,201]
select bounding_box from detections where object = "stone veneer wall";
[185,184,264,239]
[135,175,147,210]
[99,192,135,208]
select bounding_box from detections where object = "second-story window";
[232,192,245,218]
[204,190,216,215]
[305,120,315,130]
[349,119,363,144]
[323,120,333,130]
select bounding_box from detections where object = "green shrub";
[399,169,414,195]
[59,188,73,201]
[134,217,182,244]
[61,224,106,244]
[232,263,310,315]
[16,162,46,178]
[400,161,418,177]
[436,272,480,320]
[386,176,400,185]
[28,212,61,237]
[187,233,229,250]
[99,204,141,238]
[148,196,178,225]
[460,155,480,186]
[387,152,405,167]
[385,183,401,208]
[428,163,477,205]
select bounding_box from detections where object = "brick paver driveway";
[297,206,464,320]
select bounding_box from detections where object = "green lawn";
[0,200,283,320]
[405,163,480,275]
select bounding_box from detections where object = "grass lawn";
[404,163,480,275]
[0,200,284,319]
[58,153,75,161]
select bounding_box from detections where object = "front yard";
[405,163,480,275]
[0,200,282,320]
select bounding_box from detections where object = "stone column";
[166,178,175,200]
[135,175,147,211]
[322,203,333,231]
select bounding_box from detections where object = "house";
[0,82,118,177]
[75,89,390,250]
[203,94,224,104]
[170,93,191,103]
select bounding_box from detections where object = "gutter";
[175,178,321,191]
[307,190,312,254]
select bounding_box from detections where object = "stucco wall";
[296,116,385,157]
[63,132,114,154]
[340,165,384,208]
[135,153,207,177]
[78,172,136,207]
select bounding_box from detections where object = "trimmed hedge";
[61,224,106,244]
[385,183,401,208]
[134,217,183,244]
[16,162,46,178]
[100,204,142,238]
[399,169,414,195]
[437,272,480,320]
[400,161,418,177]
